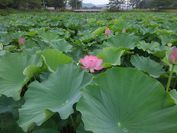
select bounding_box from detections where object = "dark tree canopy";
[108,0,177,9]
[139,0,177,8]
[0,0,42,9]
[68,0,82,9]
[0,0,82,9]
[0,0,176,9]
[108,0,124,10]
[46,0,67,9]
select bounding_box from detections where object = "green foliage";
[0,0,42,9]
[0,53,39,100]
[0,0,14,8]
[0,0,67,9]
[97,47,125,67]
[108,0,177,9]
[46,0,67,9]
[104,33,139,49]
[108,0,124,10]
[0,95,24,133]
[77,67,177,133]
[139,0,177,9]
[41,49,73,72]
[18,63,92,131]
[0,12,177,133]
[131,55,165,77]
[68,0,82,9]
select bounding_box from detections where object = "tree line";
[0,0,82,9]
[108,0,177,10]
[0,0,177,10]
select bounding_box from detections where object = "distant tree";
[152,0,175,8]
[139,0,176,9]
[107,0,177,10]
[172,1,177,8]
[129,0,142,8]
[28,0,42,9]
[1,0,47,9]
[107,0,125,10]
[0,0,43,9]
[0,0,14,8]
[68,0,82,9]
[46,0,67,9]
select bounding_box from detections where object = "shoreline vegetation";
[0,8,177,15]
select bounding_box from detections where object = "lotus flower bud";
[168,47,177,64]
[18,37,25,45]
[105,27,112,36]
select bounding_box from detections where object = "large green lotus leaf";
[50,39,73,53]
[77,67,177,133]
[170,90,177,104]
[104,33,139,49]
[39,31,72,53]
[97,47,125,68]
[92,27,105,36]
[64,19,80,30]
[41,49,72,72]
[39,31,60,42]
[155,29,177,45]
[136,41,167,58]
[0,53,39,100]
[131,55,165,78]
[0,32,23,45]
[80,33,95,43]
[18,64,92,132]
[111,19,130,32]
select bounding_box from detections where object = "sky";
[83,0,109,5]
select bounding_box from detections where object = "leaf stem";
[173,75,177,90]
[70,115,76,129]
[166,65,174,92]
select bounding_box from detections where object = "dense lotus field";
[0,12,177,133]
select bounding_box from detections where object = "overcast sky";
[83,0,109,5]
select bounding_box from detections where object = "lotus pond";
[0,12,177,133]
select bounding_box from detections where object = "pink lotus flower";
[105,27,112,36]
[80,55,103,73]
[169,47,177,64]
[18,37,25,45]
